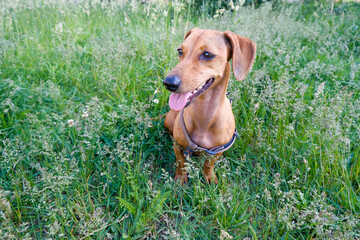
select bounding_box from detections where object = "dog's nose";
[163,75,181,92]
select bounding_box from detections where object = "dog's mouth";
[169,78,215,111]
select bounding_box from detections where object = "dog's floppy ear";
[224,31,256,81]
[184,27,199,40]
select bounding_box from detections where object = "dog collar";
[179,108,238,157]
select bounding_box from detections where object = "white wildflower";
[124,15,129,24]
[254,102,260,112]
[67,119,75,127]
[49,220,60,236]
[275,172,281,180]
[264,188,272,201]
[0,191,12,216]
[214,8,226,18]
[148,180,153,190]
[2,98,15,113]
[220,230,233,240]
[82,112,89,118]
[315,81,326,98]
[54,22,63,34]
[170,230,180,238]
[229,1,235,10]
[152,99,159,104]
[340,137,351,146]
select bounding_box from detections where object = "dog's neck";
[186,63,231,132]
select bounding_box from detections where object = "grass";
[0,0,359,239]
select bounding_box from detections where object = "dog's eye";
[177,49,183,57]
[202,51,214,60]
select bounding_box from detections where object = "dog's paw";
[204,174,218,184]
[174,173,188,184]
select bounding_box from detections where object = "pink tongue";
[169,92,191,111]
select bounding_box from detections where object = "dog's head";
[163,28,256,111]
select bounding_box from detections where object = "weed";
[0,0,359,238]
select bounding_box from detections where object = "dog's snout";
[163,75,181,92]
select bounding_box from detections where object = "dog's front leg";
[173,143,188,184]
[203,154,221,184]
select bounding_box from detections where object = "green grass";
[0,0,359,239]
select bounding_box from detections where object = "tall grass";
[0,0,359,239]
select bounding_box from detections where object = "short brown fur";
[164,28,256,184]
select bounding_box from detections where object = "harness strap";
[179,109,238,157]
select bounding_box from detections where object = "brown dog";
[163,28,256,184]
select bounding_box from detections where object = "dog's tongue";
[169,92,191,111]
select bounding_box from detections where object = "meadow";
[0,0,359,239]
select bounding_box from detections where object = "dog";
[163,28,256,184]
